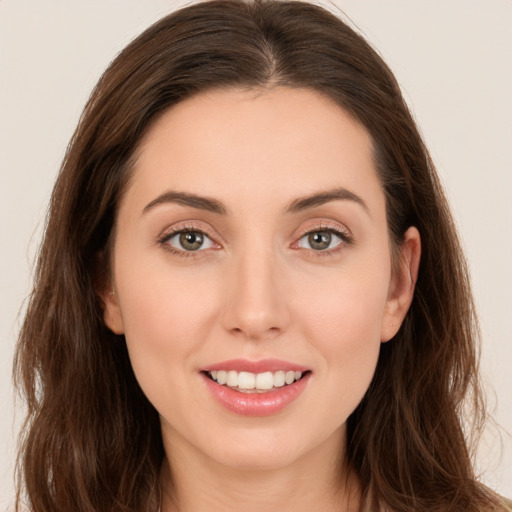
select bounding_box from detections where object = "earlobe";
[94,252,125,335]
[381,226,421,342]
[101,286,125,335]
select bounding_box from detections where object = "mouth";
[200,360,312,416]
[204,369,309,393]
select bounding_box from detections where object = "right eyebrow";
[142,190,227,215]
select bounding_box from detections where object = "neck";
[159,427,361,512]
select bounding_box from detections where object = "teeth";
[238,371,255,390]
[207,369,304,390]
[227,370,238,387]
[273,371,285,387]
[255,372,274,390]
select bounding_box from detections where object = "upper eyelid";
[162,228,212,242]
[291,221,353,251]
[157,225,220,257]
[159,221,218,239]
[156,219,352,246]
[294,228,349,246]
[295,220,352,238]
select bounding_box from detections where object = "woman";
[13,1,511,510]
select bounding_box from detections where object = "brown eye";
[166,230,213,252]
[297,229,344,252]
[180,231,204,251]
[308,231,332,250]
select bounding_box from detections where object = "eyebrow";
[143,190,227,215]
[285,187,369,214]
[142,186,368,216]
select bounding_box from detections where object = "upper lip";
[202,358,310,373]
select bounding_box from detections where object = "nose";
[221,248,290,341]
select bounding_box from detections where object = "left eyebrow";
[285,187,369,214]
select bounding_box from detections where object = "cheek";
[297,260,390,344]
[294,264,389,409]
[114,255,221,386]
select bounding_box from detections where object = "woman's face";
[103,87,418,472]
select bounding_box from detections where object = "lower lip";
[202,372,311,416]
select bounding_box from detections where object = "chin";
[205,429,306,471]
[215,450,301,472]
[206,423,340,473]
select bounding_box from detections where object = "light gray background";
[1,0,511,508]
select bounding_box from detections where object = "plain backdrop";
[1,0,511,508]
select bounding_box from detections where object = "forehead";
[122,87,383,215]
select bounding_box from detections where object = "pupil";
[180,231,203,251]
[309,231,331,250]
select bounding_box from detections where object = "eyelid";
[156,219,352,257]
[291,220,353,253]
[294,219,352,239]
[157,222,222,255]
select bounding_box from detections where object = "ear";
[100,285,125,335]
[95,253,125,335]
[380,226,421,342]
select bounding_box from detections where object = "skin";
[101,87,420,512]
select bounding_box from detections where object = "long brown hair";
[14,1,506,510]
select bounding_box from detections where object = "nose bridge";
[222,241,288,339]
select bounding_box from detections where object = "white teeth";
[255,372,274,390]
[208,369,305,390]
[227,370,238,387]
[273,370,286,387]
[216,370,227,385]
[238,371,255,390]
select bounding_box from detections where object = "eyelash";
[293,222,353,258]
[157,224,218,259]
[157,222,353,258]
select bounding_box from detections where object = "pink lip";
[200,359,311,417]
[203,358,310,373]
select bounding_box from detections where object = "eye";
[297,230,344,251]
[165,230,214,252]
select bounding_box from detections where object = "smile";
[201,359,311,416]
[207,370,304,393]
